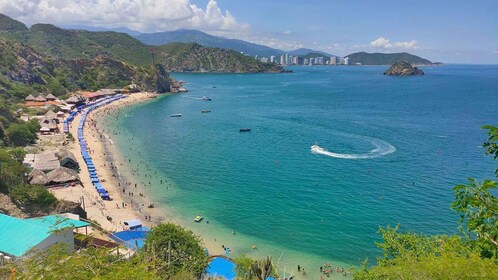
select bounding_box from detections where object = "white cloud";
[282,30,291,35]
[0,0,249,35]
[370,37,418,50]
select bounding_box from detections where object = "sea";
[103,65,498,279]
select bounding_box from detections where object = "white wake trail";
[311,138,396,159]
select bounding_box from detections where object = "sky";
[1,0,497,63]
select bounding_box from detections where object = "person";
[297,265,301,272]
[320,266,323,272]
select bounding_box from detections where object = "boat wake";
[311,138,396,159]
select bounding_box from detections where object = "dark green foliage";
[5,119,39,146]
[482,125,498,176]
[0,13,28,31]
[346,52,433,65]
[0,148,29,193]
[143,223,209,278]
[10,184,57,214]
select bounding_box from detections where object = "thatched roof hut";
[34,94,47,102]
[46,93,57,101]
[25,94,35,101]
[66,96,80,104]
[44,110,57,119]
[28,169,49,185]
[47,167,80,184]
[56,149,79,170]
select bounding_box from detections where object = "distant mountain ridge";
[346,52,434,65]
[288,48,334,57]
[0,13,286,73]
[135,29,285,58]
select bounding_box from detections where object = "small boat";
[201,96,212,101]
[311,143,321,154]
[170,114,182,117]
[201,110,211,113]
[239,128,251,132]
[194,215,203,222]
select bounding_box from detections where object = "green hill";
[345,52,433,65]
[0,13,286,73]
[159,42,286,73]
[0,37,159,102]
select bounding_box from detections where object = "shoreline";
[52,90,352,279]
[51,92,161,234]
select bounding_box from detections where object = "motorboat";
[201,110,211,113]
[239,128,251,132]
[201,96,212,101]
[311,144,320,154]
[170,114,182,117]
[194,215,203,222]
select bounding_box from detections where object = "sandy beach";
[50,92,225,255]
[51,92,161,235]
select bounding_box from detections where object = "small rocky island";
[384,61,424,76]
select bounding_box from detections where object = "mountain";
[0,37,162,102]
[0,14,285,73]
[160,43,287,73]
[61,24,142,36]
[135,29,284,57]
[345,52,433,65]
[288,48,334,57]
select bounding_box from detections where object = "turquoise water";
[109,65,497,277]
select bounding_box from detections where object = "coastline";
[51,92,161,234]
[51,92,227,255]
[52,90,352,279]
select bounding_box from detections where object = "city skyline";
[1,0,497,64]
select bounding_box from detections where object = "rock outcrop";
[384,61,424,76]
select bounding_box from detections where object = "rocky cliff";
[0,37,164,100]
[384,61,424,76]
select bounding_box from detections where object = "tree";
[353,226,498,280]
[0,148,28,193]
[5,122,37,146]
[2,244,161,280]
[250,256,274,280]
[142,223,209,278]
[9,184,57,214]
[451,125,498,258]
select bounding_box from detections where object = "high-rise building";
[280,54,286,65]
[309,58,315,65]
[270,56,275,63]
[330,56,337,65]
[304,58,309,65]
[340,57,350,65]
[316,57,324,65]
[285,54,289,65]
[260,57,268,63]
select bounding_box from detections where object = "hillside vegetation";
[346,52,433,65]
[0,14,285,73]
[0,37,158,103]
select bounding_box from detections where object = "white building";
[330,56,337,65]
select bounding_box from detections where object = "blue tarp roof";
[206,257,237,280]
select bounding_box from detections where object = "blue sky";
[1,0,497,63]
